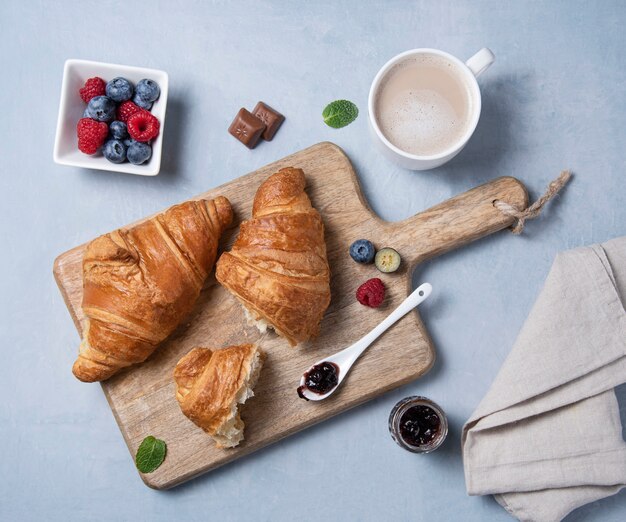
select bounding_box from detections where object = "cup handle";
[466,48,495,77]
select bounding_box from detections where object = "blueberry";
[349,239,376,264]
[105,77,133,102]
[136,79,160,102]
[127,141,152,165]
[86,95,116,122]
[123,138,134,148]
[375,247,401,273]
[132,93,153,110]
[83,108,90,118]
[109,121,128,140]
[103,139,127,164]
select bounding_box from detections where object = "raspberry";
[127,110,160,142]
[356,278,386,308]
[117,100,141,123]
[79,77,106,103]
[77,118,108,154]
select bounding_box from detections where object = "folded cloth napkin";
[462,236,626,522]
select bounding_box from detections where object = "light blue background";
[1,1,625,520]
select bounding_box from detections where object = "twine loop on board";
[493,170,572,234]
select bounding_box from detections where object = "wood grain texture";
[53,142,528,489]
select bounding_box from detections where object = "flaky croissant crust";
[174,344,263,447]
[73,196,233,382]
[216,167,331,346]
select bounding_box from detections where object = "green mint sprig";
[135,436,167,474]
[322,100,359,129]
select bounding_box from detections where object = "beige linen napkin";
[462,237,626,522]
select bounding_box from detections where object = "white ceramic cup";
[368,48,495,170]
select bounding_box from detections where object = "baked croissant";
[174,344,264,448]
[72,196,233,382]
[215,167,331,346]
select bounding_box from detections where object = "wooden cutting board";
[53,142,528,489]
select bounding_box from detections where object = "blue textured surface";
[1,1,625,520]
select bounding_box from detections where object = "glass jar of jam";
[388,396,448,453]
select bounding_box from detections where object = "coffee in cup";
[374,53,472,156]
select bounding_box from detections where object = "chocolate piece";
[252,102,285,141]
[228,108,266,149]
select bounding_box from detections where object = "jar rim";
[388,396,449,453]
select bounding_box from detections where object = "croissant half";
[174,344,264,448]
[72,196,233,382]
[215,167,331,346]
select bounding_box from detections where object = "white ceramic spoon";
[298,282,433,401]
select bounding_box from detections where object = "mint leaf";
[322,100,358,129]
[135,436,167,474]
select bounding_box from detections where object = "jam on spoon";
[297,361,339,400]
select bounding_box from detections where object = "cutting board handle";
[390,176,529,265]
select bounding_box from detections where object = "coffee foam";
[375,54,472,156]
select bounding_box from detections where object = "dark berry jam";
[399,405,441,447]
[297,361,339,399]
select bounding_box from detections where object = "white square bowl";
[53,59,169,176]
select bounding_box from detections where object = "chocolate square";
[252,102,285,141]
[228,108,266,149]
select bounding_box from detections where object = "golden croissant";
[215,167,331,346]
[174,344,264,448]
[72,196,233,382]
